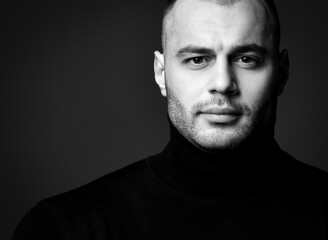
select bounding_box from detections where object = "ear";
[154,51,167,97]
[277,49,289,96]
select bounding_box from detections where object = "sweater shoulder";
[13,155,163,240]
[282,150,328,178]
[280,150,328,193]
[45,155,160,209]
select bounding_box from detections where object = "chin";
[191,125,253,151]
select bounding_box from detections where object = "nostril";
[207,75,238,95]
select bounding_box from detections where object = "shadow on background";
[1,0,328,239]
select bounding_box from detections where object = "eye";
[191,57,205,64]
[233,55,261,68]
[241,56,254,64]
[183,56,211,70]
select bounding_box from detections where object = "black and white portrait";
[2,0,328,239]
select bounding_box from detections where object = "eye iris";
[241,57,253,63]
[192,57,203,64]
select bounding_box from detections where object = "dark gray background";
[2,0,328,239]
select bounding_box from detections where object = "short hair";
[161,0,281,52]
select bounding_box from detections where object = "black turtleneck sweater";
[13,125,328,239]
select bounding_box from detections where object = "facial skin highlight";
[154,0,288,151]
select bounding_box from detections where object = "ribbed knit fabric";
[12,124,328,239]
[148,123,283,200]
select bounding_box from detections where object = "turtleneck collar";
[149,121,285,200]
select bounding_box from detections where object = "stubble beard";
[167,88,276,152]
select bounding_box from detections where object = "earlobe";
[154,51,167,97]
[277,49,289,96]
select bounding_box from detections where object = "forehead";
[168,0,272,52]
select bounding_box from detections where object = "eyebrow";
[176,43,268,58]
[230,43,268,56]
[176,45,216,58]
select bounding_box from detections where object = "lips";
[199,107,242,124]
[200,107,242,116]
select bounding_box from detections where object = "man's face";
[154,0,288,151]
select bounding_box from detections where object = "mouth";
[199,107,242,124]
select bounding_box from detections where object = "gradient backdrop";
[2,0,328,239]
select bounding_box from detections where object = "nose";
[206,58,238,96]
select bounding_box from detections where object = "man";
[13,0,328,239]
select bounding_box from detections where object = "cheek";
[236,67,276,110]
[166,63,206,111]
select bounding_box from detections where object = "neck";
[149,122,283,200]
